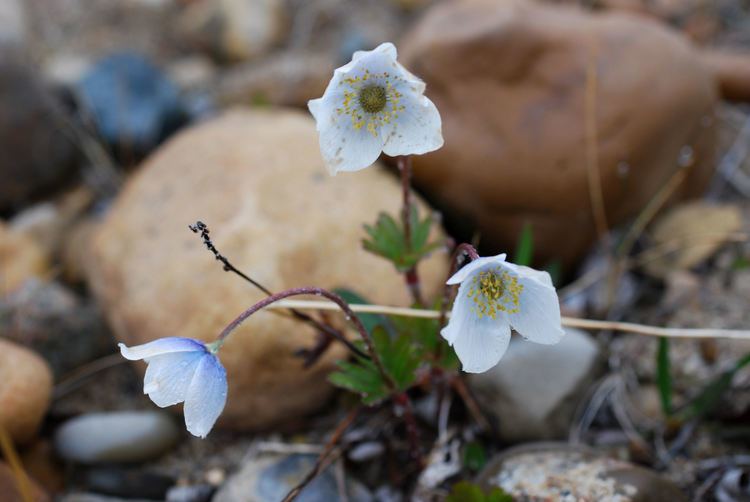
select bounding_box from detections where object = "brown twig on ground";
[53,352,126,401]
[282,408,360,502]
[395,392,424,466]
[451,376,493,435]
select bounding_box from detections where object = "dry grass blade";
[0,425,34,502]
[266,300,750,340]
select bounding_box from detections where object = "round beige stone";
[87,108,447,430]
[0,339,52,444]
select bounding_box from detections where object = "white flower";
[441,254,564,373]
[308,42,443,175]
[119,337,227,438]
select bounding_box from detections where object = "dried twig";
[282,408,360,502]
[0,425,34,502]
[585,44,609,239]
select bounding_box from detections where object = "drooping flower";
[308,42,443,175]
[441,254,564,373]
[119,337,227,438]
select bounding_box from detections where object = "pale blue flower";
[442,254,564,374]
[119,337,227,438]
[308,42,443,174]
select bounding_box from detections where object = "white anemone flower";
[308,42,443,174]
[441,254,564,373]
[119,337,227,438]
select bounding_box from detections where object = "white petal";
[500,262,564,345]
[307,64,383,174]
[441,280,473,345]
[183,354,227,438]
[143,351,203,407]
[446,254,507,285]
[353,42,397,62]
[441,280,512,373]
[382,89,443,157]
[315,110,384,174]
[119,337,205,361]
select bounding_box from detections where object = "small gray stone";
[54,411,180,464]
[60,495,158,502]
[0,279,113,378]
[469,328,601,442]
[477,443,687,502]
[214,454,372,502]
[166,484,215,502]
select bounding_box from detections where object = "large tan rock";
[401,0,716,267]
[0,339,52,444]
[88,108,447,430]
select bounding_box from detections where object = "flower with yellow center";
[308,42,443,175]
[442,254,564,373]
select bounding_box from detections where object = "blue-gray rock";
[75,467,174,500]
[54,411,180,464]
[76,53,187,160]
[166,484,215,502]
[214,454,372,502]
[60,495,158,502]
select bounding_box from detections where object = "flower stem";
[190,221,363,361]
[438,243,480,330]
[216,287,396,390]
[394,392,423,465]
[397,155,425,306]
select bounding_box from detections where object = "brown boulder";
[0,339,52,444]
[401,0,716,267]
[87,108,447,430]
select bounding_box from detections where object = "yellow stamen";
[466,268,523,319]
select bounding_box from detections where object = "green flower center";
[358,85,387,114]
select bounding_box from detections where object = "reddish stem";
[397,155,425,306]
[217,287,395,390]
[438,243,480,329]
[395,392,423,466]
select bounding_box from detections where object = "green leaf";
[362,209,444,272]
[486,488,514,502]
[446,482,485,502]
[514,222,534,266]
[446,482,512,502]
[657,338,672,416]
[463,442,487,472]
[678,352,750,421]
